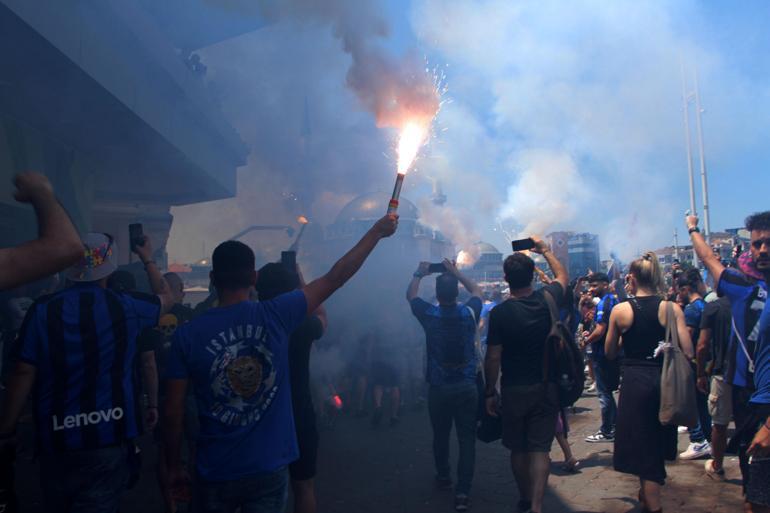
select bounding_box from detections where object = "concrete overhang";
[0,0,254,206]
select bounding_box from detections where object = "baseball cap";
[67,233,118,282]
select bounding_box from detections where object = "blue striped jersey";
[717,268,766,388]
[17,283,160,453]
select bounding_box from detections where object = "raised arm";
[297,263,327,331]
[686,214,724,284]
[0,172,83,290]
[444,259,482,298]
[407,262,429,301]
[532,236,568,290]
[133,236,174,314]
[303,214,398,315]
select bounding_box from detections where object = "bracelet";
[413,272,424,278]
[688,227,700,234]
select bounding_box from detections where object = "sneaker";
[435,476,453,490]
[679,441,712,460]
[585,431,614,443]
[586,383,597,393]
[704,459,725,480]
[516,500,532,513]
[677,425,688,434]
[454,494,469,512]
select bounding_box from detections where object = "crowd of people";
[0,171,768,513]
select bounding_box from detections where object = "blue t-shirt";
[718,268,767,388]
[18,283,160,453]
[751,294,770,407]
[684,298,706,344]
[166,291,307,481]
[591,293,618,360]
[410,297,482,386]
[480,300,498,346]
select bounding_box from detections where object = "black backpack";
[542,291,585,407]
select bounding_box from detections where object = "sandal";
[561,457,580,472]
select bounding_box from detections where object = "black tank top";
[622,296,665,362]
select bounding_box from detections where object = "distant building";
[568,233,600,279]
[465,242,504,284]
[547,231,573,270]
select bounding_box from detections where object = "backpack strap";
[542,290,560,384]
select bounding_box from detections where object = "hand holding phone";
[129,223,144,251]
[428,263,446,274]
[281,251,297,271]
[511,238,535,252]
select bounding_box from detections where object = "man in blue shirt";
[583,272,619,443]
[688,211,770,511]
[0,232,174,513]
[407,259,482,512]
[164,214,397,513]
[677,273,713,460]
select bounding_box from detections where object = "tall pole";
[673,228,680,261]
[694,66,711,243]
[681,63,699,266]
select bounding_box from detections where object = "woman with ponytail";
[604,252,694,513]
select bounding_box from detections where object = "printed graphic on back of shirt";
[206,323,278,427]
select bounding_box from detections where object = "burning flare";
[297,215,309,225]
[456,250,474,269]
[397,121,430,174]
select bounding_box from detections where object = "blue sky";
[169,0,770,262]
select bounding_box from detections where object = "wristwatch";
[688,227,700,234]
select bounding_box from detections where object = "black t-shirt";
[700,297,732,376]
[137,303,194,381]
[488,282,564,387]
[289,315,324,417]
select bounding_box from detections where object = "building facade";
[0,1,261,263]
[568,232,600,279]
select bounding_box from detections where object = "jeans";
[428,381,478,495]
[40,445,128,513]
[688,383,712,443]
[592,359,617,436]
[196,466,289,513]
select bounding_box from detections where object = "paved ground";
[15,390,744,512]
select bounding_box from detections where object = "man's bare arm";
[0,173,82,290]
[0,362,37,436]
[686,215,724,284]
[133,236,174,314]
[407,262,429,301]
[163,379,188,471]
[303,215,398,314]
[532,236,568,289]
[695,327,712,379]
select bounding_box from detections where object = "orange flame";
[397,121,430,174]
[297,216,309,225]
[456,250,474,269]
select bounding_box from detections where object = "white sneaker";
[587,383,597,393]
[679,441,712,460]
[677,425,688,434]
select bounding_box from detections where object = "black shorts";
[501,383,559,453]
[290,408,319,481]
[747,457,770,507]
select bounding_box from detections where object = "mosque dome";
[334,191,419,224]
[475,241,501,255]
